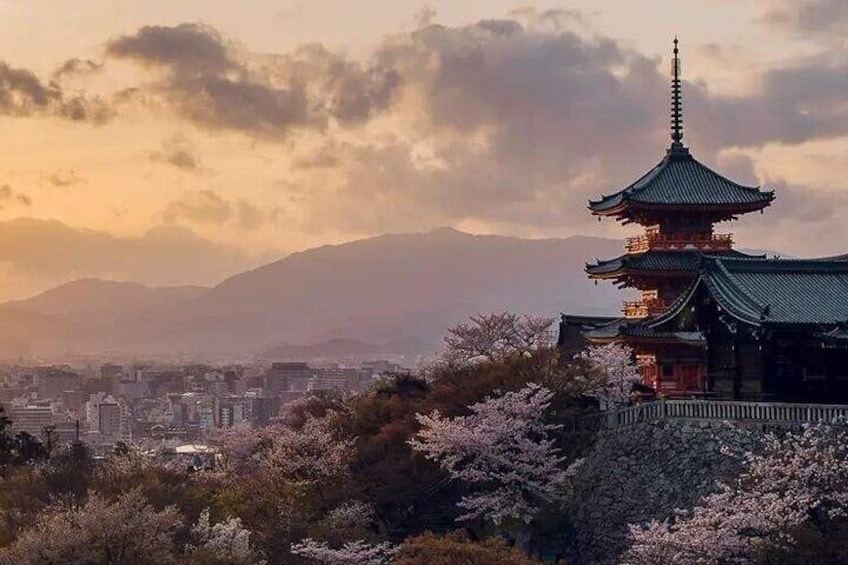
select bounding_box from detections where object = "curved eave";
[586,250,764,279]
[647,278,703,329]
[700,265,765,326]
[586,334,625,344]
[587,332,705,347]
[586,267,693,280]
[585,314,707,347]
[589,195,774,218]
[589,147,776,217]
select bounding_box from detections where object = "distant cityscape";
[0,359,410,455]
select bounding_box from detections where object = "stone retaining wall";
[568,419,762,564]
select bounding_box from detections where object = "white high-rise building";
[85,393,131,443]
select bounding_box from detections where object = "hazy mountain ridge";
[0,228,625,360]
[3,279,208,317]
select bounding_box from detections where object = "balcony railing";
[572,400,848,432]
[624,298,668,318]
[626,232,733,254]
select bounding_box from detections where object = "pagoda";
[582,39,774,395]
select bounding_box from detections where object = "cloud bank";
[4,3,848,298]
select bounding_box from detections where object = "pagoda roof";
[584,317,705,346]
[589,146,774,216]
[586,249,762,278]
[652,255,848,328]
[584,253,848,343]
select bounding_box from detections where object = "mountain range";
[0,228,626,361]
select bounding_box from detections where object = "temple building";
[561,39,848,402]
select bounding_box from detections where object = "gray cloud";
[52,58,103,81]
[683,56,848,152]
[279,16,848,235]
[106,23,235,73]
[162,190,267,231]
[105,24,401,135]
[88,15,848,241]
[0,184,31,209]
[6,13,848,254]
[287,21,668,232]
[767,178,848,224]
[45,169,85,188]
[149,134,201,171]
[100,16,848,158]
[0,61,110,122]
[763,0,848,37]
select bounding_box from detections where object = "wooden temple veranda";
[560,39,848,403]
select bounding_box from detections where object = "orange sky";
[0,0,846,300]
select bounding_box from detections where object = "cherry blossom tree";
[409,383,570,525]
[212,413,354,489]
[261,414,355,487]
[190,507,264,563]
[442,312,555,366]
[290,539,397,565]
[578,343,641,407]
[626,420,848,564]
[213,424,271,475]
[0,489,181,564]
[322,500,375,531]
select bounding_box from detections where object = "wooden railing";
[624,299,668,318]
[582,400,848,431]
[626,233,733,254]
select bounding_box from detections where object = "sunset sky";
[0,0,846,300]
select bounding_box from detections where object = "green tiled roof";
[699,256,848,326]
[583,317,705,345]
[589,146,774,213]
[584,254,848,343]
[586,250,761,277]
[583,317,627,340]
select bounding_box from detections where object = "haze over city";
[0,0,845,303]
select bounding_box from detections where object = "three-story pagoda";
[583,39,774,394]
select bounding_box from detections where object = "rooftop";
[589,147,774,215]
[586,249,761,278]
[585,254,848,342]
[583,316,705,346]
[697,255,848,326]
[589,39,774,218]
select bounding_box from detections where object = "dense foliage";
[1,314,848,563]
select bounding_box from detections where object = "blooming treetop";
[442,312,555,366]
[0,489,181,564]
[210,412,355,494]
[191,508,262,563]
[213,424,269,474]
[409,383,570,525]
[626,420,848,564]
[261,415,355,486]
[290,539,397,565]
[579,343,641,406]
[323,500,375,531]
